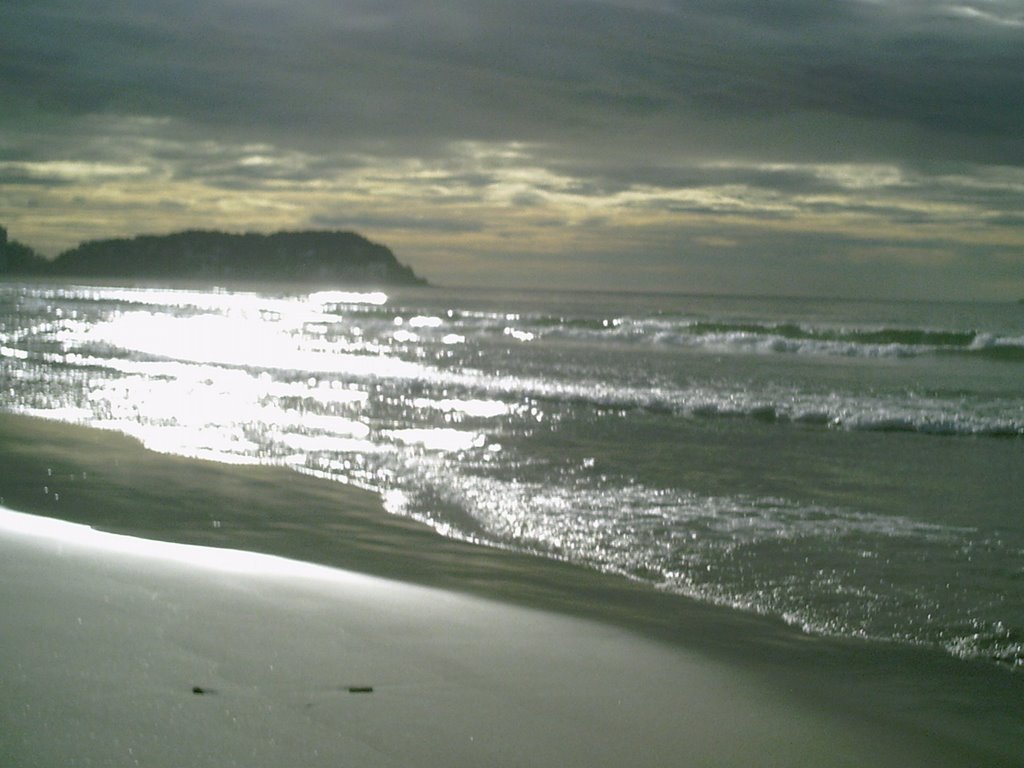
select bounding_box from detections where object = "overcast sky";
[2,0,1023,299]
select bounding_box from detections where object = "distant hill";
[0,228,427,286]
[0,226,48,274]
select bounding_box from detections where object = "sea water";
[1,281,1022,667]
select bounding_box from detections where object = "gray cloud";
[0,167,74,187]
[309,212,485,234]
[5,0,1023,162]
[2,0,1023,298]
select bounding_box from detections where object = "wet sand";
[1,413,1021,766]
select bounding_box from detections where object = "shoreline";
[0,504,939,767]
[2,412,1022,764]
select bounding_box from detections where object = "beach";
[2,412,1022,767]
[0,505,912,767]
[5,0,1024,761]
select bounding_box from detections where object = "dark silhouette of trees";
[0,227,426,285]
[0,226,49,274]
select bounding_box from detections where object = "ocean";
[2,280,1022,669]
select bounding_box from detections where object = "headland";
[0,226,426,285]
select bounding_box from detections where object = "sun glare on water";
[33,286,499,476]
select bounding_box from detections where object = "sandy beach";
[1,413,1021,766]
[0,505,912,767]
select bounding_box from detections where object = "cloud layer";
[2,0,1022,298]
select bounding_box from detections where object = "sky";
[2,0,1023,299]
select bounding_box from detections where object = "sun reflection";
[408,315,443,328]
[261,379,369,406]
[308,290,388,306]
[504,327,535,342]
[0,505,387,583]
[10,285,508,523]
[270,432,378,455]
[384,428,487,452]
[82,311,427,379]
[412,398,510,418]
[116,424,263,464]
[0,345,29,360]
[392,329,419,343]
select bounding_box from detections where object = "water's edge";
[1,411,1021,766]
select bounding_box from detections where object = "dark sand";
[1,412,1021,765]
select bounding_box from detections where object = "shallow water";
[2,280,1022,667]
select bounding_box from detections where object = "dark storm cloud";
[3,0,1023,165]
